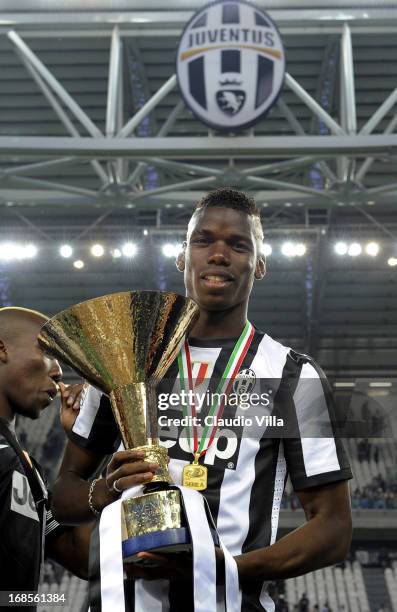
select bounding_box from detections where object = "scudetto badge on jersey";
[176,0,285,130]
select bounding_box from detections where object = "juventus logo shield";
[176,0,285,130]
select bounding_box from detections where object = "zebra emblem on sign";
[176,0,285,130]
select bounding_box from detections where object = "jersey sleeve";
[44,507,71,554]
[282,355,353,490]
[68,385,121,454]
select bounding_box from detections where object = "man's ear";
[254,256,266,280]
[0,340,8,364]
[176,242,187,272]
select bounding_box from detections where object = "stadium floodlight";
[334,382,355,388]
[369,381,392,388]
[348,242,362,257]
[295,243,306,257]
[281,242,296,257]
[112,248,122,259]
[122,242,137,258]
[261,243,272,256]
[73,259,84,269]
[90,243,105,257]
[334,242,348,255]
[0,242,38,261]
[365,242,379,257]
[24,244,38,259]
[162,243,181,258]
[60,244,73,258]
[388,257,397,267]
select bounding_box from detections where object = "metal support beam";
[139,158,224,177]
[284,72,345,136]
[366,181,397,195]
[277,99,337,184]
[360,86,397,135]
[338,31,348,182]
[356,113,397,183]
[1,135,397,158]
[118,74,177,138]
[245,175,336,200]
[106,25,121,137]
[127,100,185,186]
[0,157,77,178]
[3,175,100,199]
[10,36,107,183]
[7,30,104,139]
[127,176,218,201]
[242,156,329,176]
[341,23,357,135]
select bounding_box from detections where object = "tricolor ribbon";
[98,485,241,612]
[178,321,255,458]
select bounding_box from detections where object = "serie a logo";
[176,0,285,131]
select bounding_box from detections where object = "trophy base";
[122,527,191,564]
[122,527,220,565]
[121,484,220,566]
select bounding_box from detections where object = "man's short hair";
[191,188,264,249]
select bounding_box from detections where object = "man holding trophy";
[42,189,352,611]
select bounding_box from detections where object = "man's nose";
[49,358,63,382]
[207,242,231,265]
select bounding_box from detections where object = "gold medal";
[182,452,208,490]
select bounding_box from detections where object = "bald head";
[0,307,62,421]
[0,307,48,346]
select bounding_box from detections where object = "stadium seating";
[285,561,375,611]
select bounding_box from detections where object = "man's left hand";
[59,382,86,434]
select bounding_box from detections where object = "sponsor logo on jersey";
[10,470,39,522]
[176,0,285,130]
[161,423,242,470]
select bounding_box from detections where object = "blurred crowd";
[351,476,397,510]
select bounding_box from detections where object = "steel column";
[341,23,357,135]
[106,25,121,137]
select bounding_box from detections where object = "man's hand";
[59,382,86,434]
[124,552,193,582]
[91,450,161,510]
[124,547,224,583]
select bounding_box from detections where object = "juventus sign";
[176,0,285,131]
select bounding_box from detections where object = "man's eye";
[235,243,249,251]
[192,237,207,244]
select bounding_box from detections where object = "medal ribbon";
[178,320,255,460]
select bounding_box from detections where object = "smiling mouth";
[202,274,233,286]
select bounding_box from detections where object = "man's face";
[180,207,264,312]
[0,319,62,419]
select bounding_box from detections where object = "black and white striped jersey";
[70,330,352,612]
[0,425,68,604]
